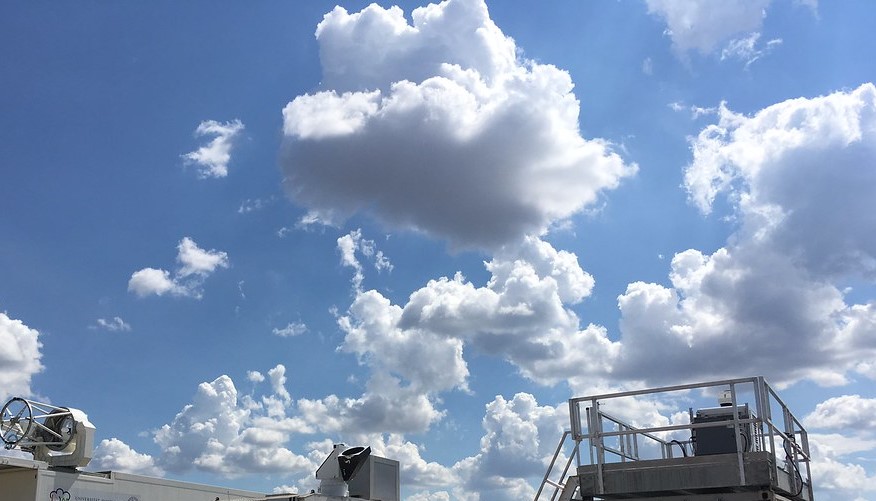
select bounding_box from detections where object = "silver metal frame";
[535,376,814,501]
[1,397,96,469]
[1,398,75,450]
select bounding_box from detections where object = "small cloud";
[690,105,717,119]
[128,238,229,299]
[720,33,782,68]
[181,119,245,179]
[374,250,392,273]
[272,322,308,337]
[667,101,717,119]
[272,485,300,495]
[176,237,229,278]
[92,438,163,477]
[298,210,334,229]
[646,0,769,56]
[338,229,393,292]
[127,268,185,297]
[93,317,132,332]
[276,212,335,238]
[238,197,274,214]
[642,57,654,75]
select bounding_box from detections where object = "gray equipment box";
[347,455,400,501]
[693,405,753,456]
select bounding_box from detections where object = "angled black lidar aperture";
[338,446,371,481]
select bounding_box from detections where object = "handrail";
[568,376,760,406]
[555,377,814,500]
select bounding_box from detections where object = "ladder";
[534,431,580,501]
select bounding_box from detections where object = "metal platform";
[575,451,810,500]
[534,377,814,501]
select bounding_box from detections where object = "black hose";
[670,439,688,457]
[739,431,749,452]
[783,439,804,497]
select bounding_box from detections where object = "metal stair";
[534,431,580,501]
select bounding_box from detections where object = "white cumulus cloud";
[614,84,876,388]
[809,409,875,500]
[685,83,876,280]
[450,393,566,501]
[805,395,876,430]
[0,311,44,402]
[810,435,876,500]
[127,268,183,297]
[128,237,229,299]
[281,0,636,249]
[297,371,450,435]
[182,119,244,179]
[128,366,477,493]
[176,237,230,277]
[92,438,163,477]
[335,236,612,396]
[152,371,311,476]
[321,87,876,395]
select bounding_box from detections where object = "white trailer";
[0,455,263,501]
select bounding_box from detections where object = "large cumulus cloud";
[314,86,876,447]
[805,395,876,500]
[152,369,312,476]
[0,311,44,401]
[281,0,635,249]
[617,84,876,388]
[333,85,876,394]
[685,83,876,279]
[336,235,616,395]
[616,247,868,386]
[98,367,555,498]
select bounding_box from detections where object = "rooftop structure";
[535,376,814,501]
[1,396,398,501]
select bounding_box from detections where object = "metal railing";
[535,376,814,501]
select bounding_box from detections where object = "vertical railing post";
[585,407,594,467]
[590,399,605,495]
[633,431,639,461]
[802,427,814,501]
[569,400,581,441]
[783,406,799,495]
[729,382,747,485]
[757,377,779,482]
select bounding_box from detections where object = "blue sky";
[2,1,876,499]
